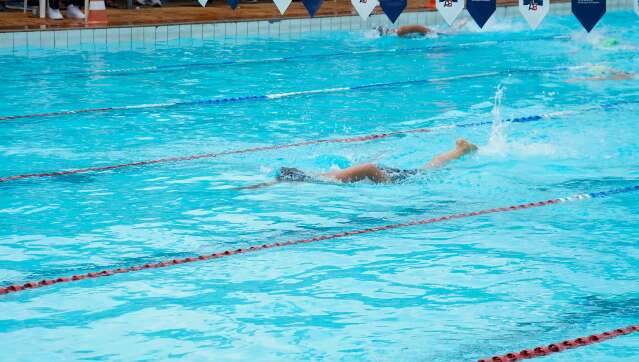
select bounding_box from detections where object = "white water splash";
[479,85,508,156]
[479,85,558,157]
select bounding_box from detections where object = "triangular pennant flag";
[380,0,406,23]
[467,0,495,28]
[228,0,238,9]
[302,0,324,16]
[634,0,638,16]
[352,0,379,20]
[519,0,549,29]
[436,0,464,26]
[197,0,207,7]
[572,0,605,32]
[273,0,292,14]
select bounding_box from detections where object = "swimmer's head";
[374,25,394,36]
[601,38,620,48]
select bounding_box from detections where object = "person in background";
[135,0,162,7]
[47,0,85,19]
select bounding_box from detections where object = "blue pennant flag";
[572,0,606,32]
[228,0,238,9]
[302,0,324,16]
[467,0,496,28]
[380,0,406,23]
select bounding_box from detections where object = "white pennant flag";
[635,0,639,16]
[273,0,292,14]
[436,0,464,26]
[519,0,549,29]
[198,0,208,7]
[351,0,379,20]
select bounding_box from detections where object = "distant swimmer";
[235,139,477,189]
[374,19,468,38]
[566,64,636,83]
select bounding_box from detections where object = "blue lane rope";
[9,35,570,80]
[0,66,574,122]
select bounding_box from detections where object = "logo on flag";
[439,0,457,8]
[523,0,543,10]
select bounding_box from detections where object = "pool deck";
[0,0,525,32]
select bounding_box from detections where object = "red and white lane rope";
[478,325,639,361]
[1,185,637,296]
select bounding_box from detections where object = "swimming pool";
[1,9,639,361]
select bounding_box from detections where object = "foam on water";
[479,85,559,158]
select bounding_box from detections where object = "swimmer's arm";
[422,139,477,169]
[437,18,469,35]
[422,148,467,169]
[566,72,634,83]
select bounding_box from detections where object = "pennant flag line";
[352,0,379,20]
[572,0,606,32]
[519,0,549,29]
[436,0,464,25]
[380,0,407,23]
[302,0,324,16]
[467,0,497,28]
[273,0,292,14]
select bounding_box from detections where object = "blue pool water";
[1,10,639,361]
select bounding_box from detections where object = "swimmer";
[566,71,635,82]
[375,19,468,38]
[268,139,477,187]
[566,64,636,83]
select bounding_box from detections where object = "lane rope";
[478,325,639,361]
[11,35,569,80]
[1,184,637,296]
[0,67,567,122]
[0,111,568,184]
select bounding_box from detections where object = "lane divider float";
[0,111,566,184]
[478,325,639,361]
[1,184,637,296]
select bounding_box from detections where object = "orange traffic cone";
[87,0,108,26]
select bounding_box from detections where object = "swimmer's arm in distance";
[565,71,635,83]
